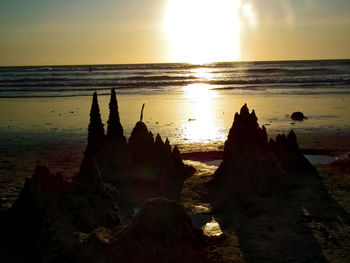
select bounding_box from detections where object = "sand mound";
[109,198,209,263]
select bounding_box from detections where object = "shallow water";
[304,155,336,164]
[205,155,336,168]
[205,160,223,167]
[1,92,350,154]
[202,217,223,236]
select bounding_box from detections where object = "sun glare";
[164,0,242,64]
[190,67,215,81]
[180,83,222,142]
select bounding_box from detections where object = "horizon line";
[1,57,350,68]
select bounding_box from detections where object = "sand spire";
[107,88,124,138]
[86,92,105,156]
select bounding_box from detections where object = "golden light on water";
[202,217,223,236]
[165,0,259,142]
[180,83,221,142]
[190,67,215,81]
[164,0,242,64]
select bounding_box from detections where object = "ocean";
[1,60,350,98]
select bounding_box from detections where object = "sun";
[163,0,241,64]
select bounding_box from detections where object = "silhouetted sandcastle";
[1,168,206,262]
[83,92,105,159]
[79,90,129,186]
[210,104,313,210]
[0,163,122,262]
[0,90,203,263]
[80,89,193,204]
[127,119,193,202]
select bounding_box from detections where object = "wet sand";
[1,91,350,144]
[0,92,350,261]
[1,92,350,209]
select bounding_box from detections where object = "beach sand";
[0,92,349,262]
[1,93,350,209]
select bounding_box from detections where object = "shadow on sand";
[206,104,350,262]
[213,169,350,262]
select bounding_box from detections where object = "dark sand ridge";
[0,90,349,262]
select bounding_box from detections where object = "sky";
[0,0,349,66]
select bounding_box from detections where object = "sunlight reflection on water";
[202,217,223,236]
[191,204,211,213]
[180,83,226,143]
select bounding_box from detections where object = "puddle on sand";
[202,217,223,236]
[182,159,223,236]
[204,159,222,167]
[191,204,211,213]
[304,155,335,164]
[201,155,336,167]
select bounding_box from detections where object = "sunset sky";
[0,0,349,66]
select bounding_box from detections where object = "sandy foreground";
[0,93,349,262]
[0,126,349,209]
[0,139,348,262]
[2,138,349,262]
